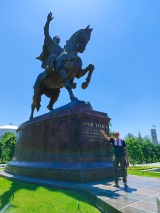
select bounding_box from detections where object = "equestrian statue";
[30,12,94,119]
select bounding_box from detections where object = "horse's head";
[64,25,93,54]
[76,25,93,53]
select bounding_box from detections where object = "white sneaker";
[114,183,119,187]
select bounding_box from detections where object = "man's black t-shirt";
[110,138,126,157]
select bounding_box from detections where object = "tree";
[155,144,160,161]
[125,133,135,139]
[137,132,142,141]
[0,132,16,163]
[125,137,143,165]
[142,141,157,163]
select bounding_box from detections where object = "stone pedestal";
[5,100,113,182]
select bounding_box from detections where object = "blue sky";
[0,0,160,139]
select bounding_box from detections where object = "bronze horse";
[30,25,94,119]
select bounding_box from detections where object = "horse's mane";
[64,29,84,54]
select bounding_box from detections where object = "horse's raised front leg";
[76,64,94,89]
[60,69,78,101]
[82,69,94,89]
[29,90,41,120]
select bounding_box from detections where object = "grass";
[127,166,160,178]
[0,177,100,213]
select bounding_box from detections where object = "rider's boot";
[47,105,53,111]
[45,63,54,76]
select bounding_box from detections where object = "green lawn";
[127,166,160,178]
[0,177,100,213]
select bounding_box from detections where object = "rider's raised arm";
[44,12,54,38]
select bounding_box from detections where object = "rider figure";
[36,12,63,76]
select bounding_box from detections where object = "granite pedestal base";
[6,100,114,182]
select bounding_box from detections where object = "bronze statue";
[30,12,94,119]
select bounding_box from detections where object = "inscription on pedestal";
[82,121,109,143]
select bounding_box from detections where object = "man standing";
[100,130,129,187]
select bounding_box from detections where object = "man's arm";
[44,12,54,38]
[124,147,129,166]
[100,129,111,141]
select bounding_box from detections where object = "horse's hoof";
[71,97,78,101]
[36,105,41,112]
[81,82,88,89]
[47,105,53,111]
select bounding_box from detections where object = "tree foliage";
[124,132,160,165]
[0,132,16,163]
[125,137,143,165]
